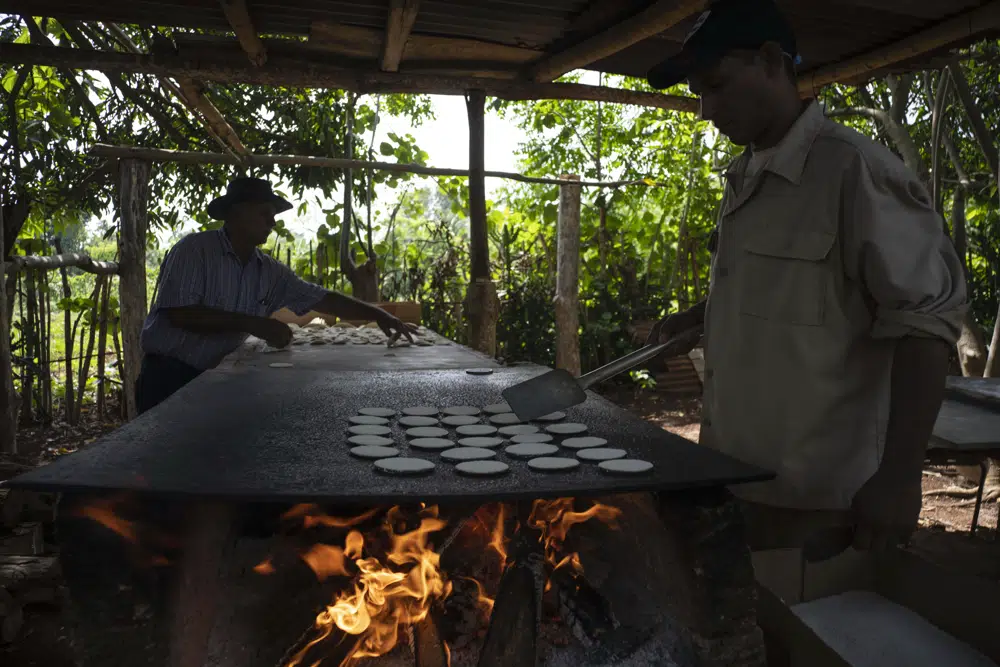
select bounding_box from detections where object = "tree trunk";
[53,237,75,423]
[464,89,498,356]
[19,270,36,426]
[96,276,110,419]
[0,205,17,454]
[554,175,582,376]
[116,158,151,421]
[75,276,103,423]
[40,268,51,422]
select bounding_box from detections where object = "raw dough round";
[268,362,293,368]
[510,433,553,444]
[406,426,449,439]
[349,415,390,426]
[457,436,504,448]
[576,448,627,462]
[441,447,496,462]
[442,415,480,426]
[560,436,608,449]
[409,437,456,451]
[505,443,559,459]
[499,424,539,436]
[598,459,654,475]
[466,368,494,375]
[348,425,392,436]
[534,411,566,422]
[489,413,522,425]
[399,415,440,427]
[374,457,436,475]
[456,424,498,437]
[442,405,481,416]
[358,407,396,417]
[350,445,400,459]
[455,460,509,477]
[545,423,588,435]
[484,402,512,414]
[348,435,394,447]
[527,457,580,472]
[402,406,439,416]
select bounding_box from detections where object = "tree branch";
[947,57,999,177]
[827,104,923,176]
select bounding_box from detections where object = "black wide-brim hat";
[206,177,294,220]
[647,0,798,90]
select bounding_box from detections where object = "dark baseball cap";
[647,0,798,90]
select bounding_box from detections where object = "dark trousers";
[134,353,204,415]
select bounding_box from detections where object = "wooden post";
[554,174,581,376]
[116,158,150,421]
[464,89,499,356]
[0,204,16,454]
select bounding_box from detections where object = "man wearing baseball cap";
[644,0,966,602]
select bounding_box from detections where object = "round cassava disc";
[457,437,503,449]
[349,415,390,426]
[399,416,440,427]
[358,407,396,417]
[598,459,654,475]
[510,433,553,444]
[489,413,522,425]
[534,411,566,422]
[505,443,559,459]
[466,368,494,375]
[442,405,481,416]
[350,445,400,460]
[455,460,509,477]
[348,425,392,436]
[374,457,435,476]
[405,426,449,439]
[527,457,580,472]
[545,423,588,435]
[577,448,627,462]
[499,425,539,437]
[560,436,608,449]
[402,406,439,416]
[409,437,456,451]
[348,435,394,447]
[483,402,512,414]
[442,415,480,426]
[268,362,293,368]
[456,424,498,437]
[441,447,496,462]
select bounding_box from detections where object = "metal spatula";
[502,326,704,422]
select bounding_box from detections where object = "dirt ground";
[2,388,1000,665]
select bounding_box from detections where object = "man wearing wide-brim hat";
[137,177,416,414]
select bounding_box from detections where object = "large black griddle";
[4,366,772,505]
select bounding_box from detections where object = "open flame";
[529,498,621,574]
[74,494,174,567]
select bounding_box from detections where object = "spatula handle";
[577,326,704,391]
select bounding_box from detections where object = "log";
[554,174,582,377]
[382,0,421,73]
[219,0,268,67]
[90,143,659,188]
[116,158,151,421]
[0,42,700,113]
[0,203,16,454]
[526,0,707,82]
[0,556,61,593]
[413,614,450,667]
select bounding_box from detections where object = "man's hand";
[645,302,705,358]
[251,319,293,349]
[372,309,418,343]
[850,468,922,552]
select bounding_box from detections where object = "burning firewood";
[412,614,450,667]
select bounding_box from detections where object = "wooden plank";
[381,0,420,72]
[219,0,268,66]
[554,174,581,377]
[929,399,1000,450]
[525,0,708,82]
[116,158,150,422]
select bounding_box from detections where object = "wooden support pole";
[174,77,249,158]
[555,174,582,377]
[219,0,268,67]
[0,204,16,455]
[464,90,498,357]
[2,253,118,275]
[382,0,420,72]
[526,0,707,82]
[116,159,151,421]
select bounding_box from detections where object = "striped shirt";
[141,229,328,370]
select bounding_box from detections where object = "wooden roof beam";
[219,0,267,67]
[798,0,1000,96]
[381,0,420,72]
[525,0,708,83]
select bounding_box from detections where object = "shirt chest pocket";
[738,229,836,326]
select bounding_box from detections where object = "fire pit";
[7,366,771,667]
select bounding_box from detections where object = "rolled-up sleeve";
[153,237,206,310]
[266,261,328,316]
[844,153,967,344]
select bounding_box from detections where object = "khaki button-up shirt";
[700,100,967,511]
